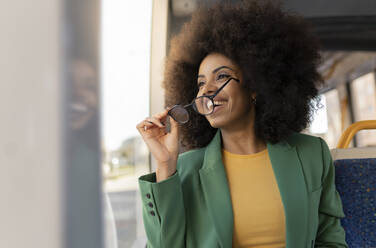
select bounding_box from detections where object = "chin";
[207,116,227,129]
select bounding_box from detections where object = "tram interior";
[2,1,375,248]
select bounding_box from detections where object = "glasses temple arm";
[183,102,193,108]
[210,78,234,99]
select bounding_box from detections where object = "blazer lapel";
[199,130,234,248]
[199,129,309,248]
[267,140,309,248]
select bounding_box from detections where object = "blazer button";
[146,193,151,199]
[148,202,154,208]
[150,211,155,216]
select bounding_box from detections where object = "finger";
[169,114,179,132]
[160,106,176,123]
[136,119,156,132]
[144,120,155,128]
[169,114,178,125]
[149,116,165,128]
[145,106,174,128]
[155,106,175,118]
[144,118,154,125]
[136,120,147,130]
[156,108,170,117]
[155,109,170,124]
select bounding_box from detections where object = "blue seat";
[331,120,376,247]
[334,157,376,247]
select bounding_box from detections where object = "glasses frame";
[168,77,240,124]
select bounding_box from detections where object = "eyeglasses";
[168,77,240,124]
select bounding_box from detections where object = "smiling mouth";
[70,102,89,113]
[213,100,227,107]
[212,101,227,114]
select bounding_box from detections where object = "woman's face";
[196,53,254,128]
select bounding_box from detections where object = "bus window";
[304,51,376,148]
[101,1,152,247]
[350,72,376,147]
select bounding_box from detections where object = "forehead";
[198,53,238,73]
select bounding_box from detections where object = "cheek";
[229,94,250,113]
[228,99,233,113]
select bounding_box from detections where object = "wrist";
[156,164,176,182]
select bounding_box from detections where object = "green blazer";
[139,129,348,248]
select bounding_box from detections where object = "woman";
[136,1,348,247]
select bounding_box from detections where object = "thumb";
[169,115,179,135]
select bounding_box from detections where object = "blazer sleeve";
[314,138,348,248]
[138,171,186,248]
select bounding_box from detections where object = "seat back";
[331,120,376,247]
[332,150,376,247]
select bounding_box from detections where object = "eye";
[197,82,205,88]
[217,73,230,80]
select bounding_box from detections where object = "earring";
[251,97,257,105]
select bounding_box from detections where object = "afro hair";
[163,0,323,150]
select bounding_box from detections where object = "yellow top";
[222,148,286,248]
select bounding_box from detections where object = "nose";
[200,81,218,96]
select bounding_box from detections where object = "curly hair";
[162,0,323,150]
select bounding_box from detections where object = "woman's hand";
[136,107,179,182]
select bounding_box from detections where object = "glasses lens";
[169,106,189,123]
[194,96,214,115]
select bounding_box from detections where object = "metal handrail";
[336,120,376,148]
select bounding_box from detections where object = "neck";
[220,108,266,155]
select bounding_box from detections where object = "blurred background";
[1,0,375,248]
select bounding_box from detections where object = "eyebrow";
[197,65,234,78]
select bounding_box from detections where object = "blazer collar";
[199,129,309,248]
[200,129,293,172]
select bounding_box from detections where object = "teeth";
[70,103,88,112]
[213,101,226,105]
